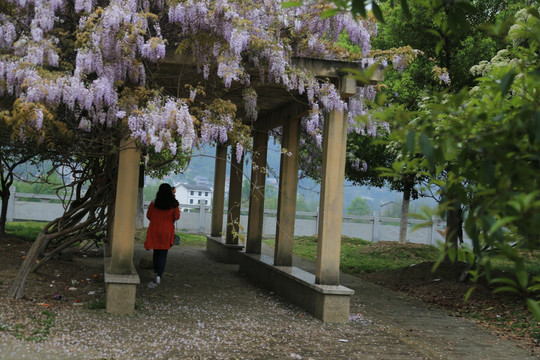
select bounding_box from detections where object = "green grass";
[4,222,46,242]
[6,222,535,276]
[175,232,207,247]
[86,299,106,310]
[264,235,441,273]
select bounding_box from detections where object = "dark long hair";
[154,183,179,210]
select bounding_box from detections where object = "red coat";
[144,202,181,250]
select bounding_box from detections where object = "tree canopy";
[378,4,540,319]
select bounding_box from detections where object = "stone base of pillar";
[104,258,140,314]
[206,236,244,264]
[238,252,354,323]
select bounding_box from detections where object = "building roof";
[176,184,213,192]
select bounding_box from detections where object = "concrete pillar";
[226,148,244,244]
[430,215,438,245]
[274,118,301,266]
[199,203,206,233]
[211,144,227,237]
[315,77,358,285]
[246,130,269,254]
[373,211,380,243]
[7,186,15,222]
[110,138,140,274]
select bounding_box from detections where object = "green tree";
[381,5,540,319]
[346,197,370,216]
[0,134,40,237]
[364,0,530,247]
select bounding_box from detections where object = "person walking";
[144,183,180,288]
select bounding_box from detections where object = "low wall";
[238,252,354,323]
[2,188,467,245]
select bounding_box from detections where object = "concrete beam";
[159,49,367,80]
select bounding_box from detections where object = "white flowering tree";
[1,0,385,298]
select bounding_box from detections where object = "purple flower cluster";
[199,113,233,145]
[0,0,381,160]
[128,97,196,154]
[392,54,407,74]
[438,72,450,85]
[0,19,16,49]
[243,88,258,120]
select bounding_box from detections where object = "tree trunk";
[0,186,10,238]
[445,200,463,260]
[398,187,411,244]
[7,230,50,298]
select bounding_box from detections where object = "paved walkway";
[285,247,538,360]
[0,243,537,359]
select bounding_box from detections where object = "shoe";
[147,281,157,289]
[155,275,161,284]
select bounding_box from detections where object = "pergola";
[104,51,377,323]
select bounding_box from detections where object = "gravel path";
[0,243,537,359]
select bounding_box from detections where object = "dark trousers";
[153,249,168,277]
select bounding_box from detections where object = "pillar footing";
[206,236,244,264]
[104,258,140,314]
[238,252,354,323]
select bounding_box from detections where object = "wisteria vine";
[0,0,392,167]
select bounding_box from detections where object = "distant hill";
[162,143,408,214]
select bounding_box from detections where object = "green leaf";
[493,286,520,294]
[447,246,457,262]
[400,0,411,18]
[419,133,435,167]
[321,8,340,19]
[533,111,540,143]
[406,131,416,154]
[341,62,384,85]
[281,1,303,8]
[490,277,518,287]
[426,29,442,39]
[464,286,475,303]
[527,298,540,322]
[435,39,444,54]
[487,216,518,237]
[528,7,540,19]
[371,1,385,23]
[499,69,516,98]
[352,0,367,18]
[516,270,529,289]
[479,159,494,186]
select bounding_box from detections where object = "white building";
[175,184,213,207]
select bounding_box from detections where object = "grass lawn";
[263,235,441,273]
[4,222,47,242]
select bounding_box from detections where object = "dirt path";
[0,242,537,359]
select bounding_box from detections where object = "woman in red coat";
[144,183,180,287]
